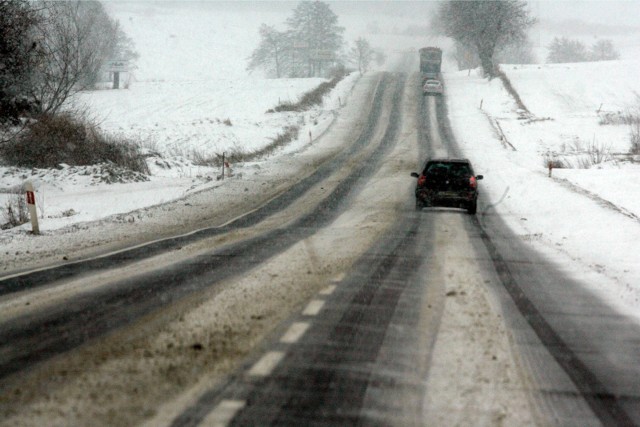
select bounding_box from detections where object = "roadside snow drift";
[444,60,640,317]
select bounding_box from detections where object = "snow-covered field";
[1,1,640,320]
[0,2,365,235]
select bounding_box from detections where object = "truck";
[419,47,442,78]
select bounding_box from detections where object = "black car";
[411,158,483,214]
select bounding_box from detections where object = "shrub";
[571,139,612,168]
[547,37,589,63]
[585,140,611,165]
[194,125,300,167]
[547,139,613,170]
[191,149,220,167]
[260,125,299,155]
[598,110,640,126]
[543,153,568,169]
[267,72,347,113]
[590,39,620,61]
[0,113,149,174]
[1,191,29,229]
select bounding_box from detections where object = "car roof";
[426,158,471,164]
[420,158,475,174]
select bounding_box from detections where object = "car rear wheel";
[467,201,477,215]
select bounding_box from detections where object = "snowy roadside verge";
[444,65,640,317]
[0,73,361,275]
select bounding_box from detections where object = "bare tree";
[30,1,119,114]
[547,37,589,63]
[590,39,620,61]
[350,37,375,75]
[0,0,41,129]
[247,24,289,78]
[433,1,535,78]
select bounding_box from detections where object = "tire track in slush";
[169,215,430,427]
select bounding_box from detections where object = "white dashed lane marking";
[200,282,339,424]
[302,299,325,316]
[200,399,245,427]
[331,273,345,283]
[211,283,336,423]
[319,284,337,295]
[248,351,285,377]
[280,322,310,344]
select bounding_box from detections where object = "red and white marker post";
[25,181,39,235]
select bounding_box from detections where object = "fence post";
[25,181,39,235]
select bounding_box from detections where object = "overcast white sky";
[532,0,640,27]
[104,1,640,27]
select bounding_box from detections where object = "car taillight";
[469,176,477,189]
[418,175,426,186]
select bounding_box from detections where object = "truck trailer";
[419,47,442,78]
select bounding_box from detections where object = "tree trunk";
[477,44,497,79]
[275,49,281,78]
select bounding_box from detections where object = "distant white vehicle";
[422,79,443,96]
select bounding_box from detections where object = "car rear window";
[423,162,470,177]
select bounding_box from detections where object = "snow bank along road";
[1,65,640,426]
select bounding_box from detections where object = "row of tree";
[247,1,381,78]
[433,1,621,76]
[1,0,137,128]
[547,37,620,64]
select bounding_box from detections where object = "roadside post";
[25,181,39,235]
